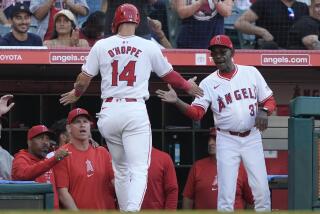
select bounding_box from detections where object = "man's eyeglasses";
[288,7,295,20]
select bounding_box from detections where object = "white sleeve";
[81,44,100,77]
[149,43,173,77]
[254,67,273,103]
[191,80,211,112]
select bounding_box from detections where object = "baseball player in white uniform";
[156,35,276,212]
[59,3,203,212]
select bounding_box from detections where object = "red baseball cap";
[208,35,233,50]
[67,108,92,124]
[28,125,53,140]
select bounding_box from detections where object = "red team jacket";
[12,150,59,209]
[141,148,179,209]
[53,143,116,209]
[183,156,253,209]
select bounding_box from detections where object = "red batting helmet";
[111,3,140,33]
[208,35,234,50]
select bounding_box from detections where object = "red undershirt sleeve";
[261,96,276,116]
[185,105,206,121]
[161,70,191,91]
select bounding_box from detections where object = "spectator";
[53,108,116,210]
[78,0,103,26]
[234,0,309,49]
[172,0,234,49]
[103,0,156,39]
[0,2,42,46]
[148,0,169,39]
[141,147,178,209]
[79,10,105,47]
[43,9,89,48]
[0,94,14,180]
[12,124,70,209]
[288,0,320,49]
[148,17,172,48]
[30,0,89,41]
[182,128,254,209]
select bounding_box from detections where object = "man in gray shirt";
[0,94,15,180]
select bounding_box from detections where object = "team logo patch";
[86,159,94,177]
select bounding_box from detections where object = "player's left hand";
[156,84,178,103]
[255,109,268,131]
[60,89,80,106]
[187,76,204,98]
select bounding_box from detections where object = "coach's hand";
[255,109,268,131]
[156,84,178,104]
[187,76,204,98]
[60,89,80,106]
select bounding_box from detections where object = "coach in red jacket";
[12,125,69,209]
[182,128,254,209]
[141,147,178,209]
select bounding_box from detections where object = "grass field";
[0,211,319,214]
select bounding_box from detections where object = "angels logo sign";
[189,0,217,21]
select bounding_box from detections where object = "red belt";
[217,128,251,137]
[104,97,137,102]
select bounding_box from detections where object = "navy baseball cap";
[9,2,32,18]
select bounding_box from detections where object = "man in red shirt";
[53,108,116,210]
[182,128,254,209]
[12,124,70,209]
[141,147,178,209]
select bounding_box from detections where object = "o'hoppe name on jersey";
[107,46,142,58]
[217,87,257,112]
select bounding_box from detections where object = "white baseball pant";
[216,128,271,212]
[97,99,152,212]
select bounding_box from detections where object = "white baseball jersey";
[192,64,273,132]
[82,35,173,100]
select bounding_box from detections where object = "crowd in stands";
[0,0,318,49]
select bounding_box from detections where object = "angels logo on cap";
[67,108,92,124]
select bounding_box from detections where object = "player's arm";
[234,9,273,41]
[302,35,320,50]
[161,73,204,98]
[215,0,234,17]
[57,188,78,210]
[255,95,276,131]
[156,84,205,121]
[60,72,93,106]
